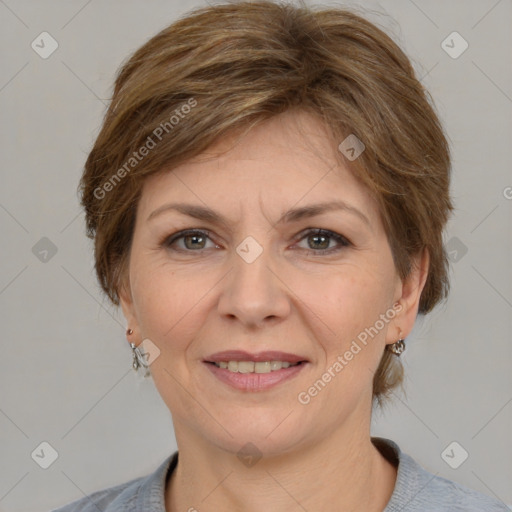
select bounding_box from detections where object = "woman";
[52,1,508,511]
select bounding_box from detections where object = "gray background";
[0,0,511,510]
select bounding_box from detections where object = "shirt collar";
[130,437,417,511]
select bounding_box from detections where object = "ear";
[118,277,140,341]
[386,247,430,344]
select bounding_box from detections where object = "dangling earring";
[386,329,405,356]
[126,328,151,377]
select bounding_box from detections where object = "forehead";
[137,110,380,227]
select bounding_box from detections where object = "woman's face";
[120,109,426,456]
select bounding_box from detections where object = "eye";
[161,228,351,255]
[294,228,351,255]
[162,229,217,251]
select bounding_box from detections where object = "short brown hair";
[79,0,454,407]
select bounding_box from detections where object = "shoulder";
[409,467,510,511]
[372,437,510,512]
[50,452,178,512]
[50,475,144,512]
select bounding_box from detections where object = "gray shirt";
[51,437,509,511]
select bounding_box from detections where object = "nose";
[217,241,291,328]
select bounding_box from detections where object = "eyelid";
[294,227,351,245]
[293,227,352,254]
[162,228,215,248]
[162,227,351,254]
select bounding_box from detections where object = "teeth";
[255,361,271,373]
[270,360,282,370]
[238,361,254,373]
[213,360,300,372]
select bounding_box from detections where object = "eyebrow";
[147,200,372,229]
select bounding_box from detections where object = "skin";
[120,109,429,512]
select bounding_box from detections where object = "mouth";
[206,360,304,373]
[203,350,309,391]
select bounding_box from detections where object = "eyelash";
[161,228,351,256]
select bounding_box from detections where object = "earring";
[127,328,151,377]
[386,329,405,356]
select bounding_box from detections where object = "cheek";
[130,263,185,346]
[306,273,394,392]
[306,267,388,335]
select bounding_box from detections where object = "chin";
[204,412,308,458]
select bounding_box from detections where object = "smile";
[213,360,301,373]
[203,349,309,391]
[204,360,307,391]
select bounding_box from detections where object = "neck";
[165,408,397,512]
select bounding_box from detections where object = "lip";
[205,350,308,364]
[204,360,308,391]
